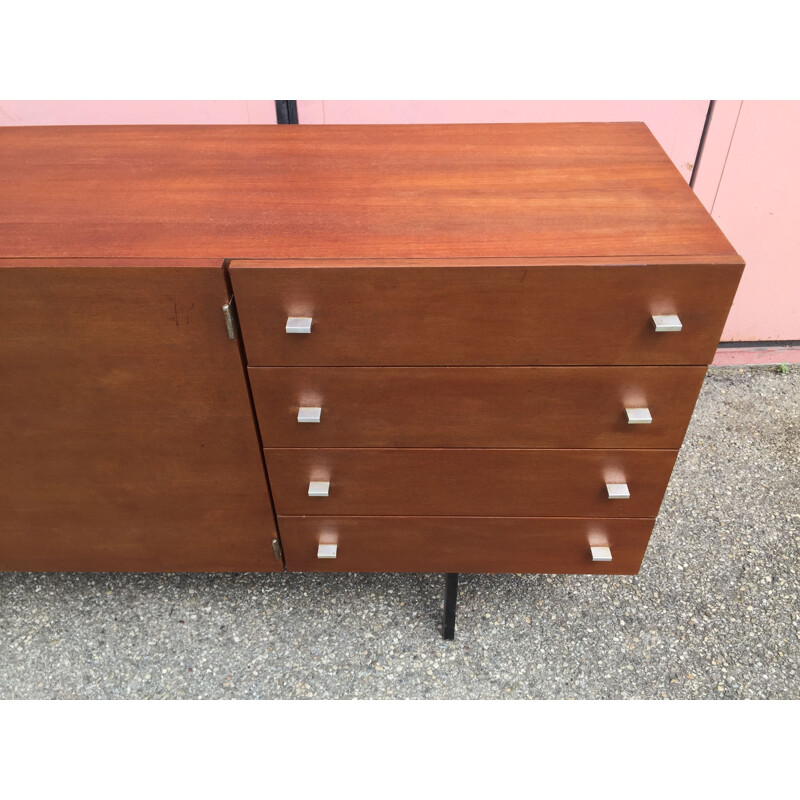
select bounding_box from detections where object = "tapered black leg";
[442,573,458,640]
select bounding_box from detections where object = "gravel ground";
[1,365,798,699]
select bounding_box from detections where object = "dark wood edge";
[268,447,679,454]
[1,256,744,269]
[276,515,658,521]
[0,258,226,268]
[249,365,711,371]
[230,255,745,269]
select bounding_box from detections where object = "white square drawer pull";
[308,480,330,497]
[606,482,630,500]
[317,543,337,559]
[626,407,652,425]
[591,546,612,562]
[297,406,322,423]
[651,314,682,332]
[286,316,313,334]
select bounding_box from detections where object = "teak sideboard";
[0,123,743,637]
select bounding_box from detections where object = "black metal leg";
[442,573,458,640]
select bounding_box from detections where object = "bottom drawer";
[278,516,654,574]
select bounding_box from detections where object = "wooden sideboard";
[0,123,743,633]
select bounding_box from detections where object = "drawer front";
[265,448,677,518]
[230,264,742,366]
[251,366,706,449]
[278,516,654,574]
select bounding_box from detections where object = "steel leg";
[442,573,458,640]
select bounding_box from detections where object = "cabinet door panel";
[0,266,280,571]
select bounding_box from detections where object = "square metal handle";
[297,406,322,423]
[308,480,330,497]
[651,314,682,332]
[626,407,652,425]
[590,546,612,562]
[286,316,313,334]
[606,482,630,500]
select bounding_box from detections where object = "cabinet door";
[0,265,280,571]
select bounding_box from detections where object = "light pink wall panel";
[692,101,742,212]
[0,101,277,125]
[296,100,709,182]
[702,101,800,342]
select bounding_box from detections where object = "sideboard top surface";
[0,122,740,263]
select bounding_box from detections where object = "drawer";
[264,448,678,518]
[278,516,654,574]
[230,263,742,366]
[251,366,706,449]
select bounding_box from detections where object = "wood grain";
[250,366,707,449]
[0,266,280,572]
[231,264,743,366]
[277,516,654,574]
[0,123,742,578]
[264,448,678,518]
[0,123,740,260]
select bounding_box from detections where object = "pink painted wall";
[0,100,277,125]
[693,101,800,343]
[297,100,709,183]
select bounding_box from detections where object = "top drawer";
[230,263,742,367]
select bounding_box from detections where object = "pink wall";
[298,100,707,184]
[693,101,800,343]
[0,100,277,125]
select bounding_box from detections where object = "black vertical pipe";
[690,100,715,189]
[275,101,298,124]
[443,573,459,640]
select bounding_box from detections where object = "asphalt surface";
[1,365,798,699]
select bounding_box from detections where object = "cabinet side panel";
[0,266,279,571]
